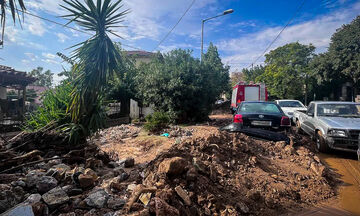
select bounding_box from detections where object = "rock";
[275,141,287,149]
[11,180,26,188]
[124,157,135,168]
[36,176,58,194]
[45,169,62,181]
[236,202,249,214]
[104,212,114,216]
[62,185,83,196]
[0,189,19,213]
[78,174,95,189]
[25,194,42,204]
[119,172,129,182]
[107,197,126,210]
[149,197,179,216]
[127,184,137,192]
[25,171,45,188]
[158,157,187,176]
[108,162,119,168]
[49,156,62,166]
[42,187,69,208]
[284,145,296,155]
[174,186,191,205]
[84,168,98,181]
[59,213,76,216]
[85,189,109,208]
[1,204,34,216]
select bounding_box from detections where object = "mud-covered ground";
[0,114,344,216]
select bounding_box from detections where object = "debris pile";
[0,126,339,216]
[161,126,194,138]
[95,125,142,146]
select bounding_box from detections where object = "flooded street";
[320,153,360,215]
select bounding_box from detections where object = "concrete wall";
[130,99,155,119]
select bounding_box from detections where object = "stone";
[84,168,98,181]
[48,156,62,166]
[124,157,135,168]
[107,197,126,210]
[236,202,249,214]
[45,169,62,182]
[53,164,71,172]
[2,204,34,216]
[108,162,119,168]
[85,189,109,208]
[62,185,83,196]
[25,171,45,188]
[119,172,130,182]
[42,187,69,208]
[78,174,95,189]
[174,186,191,205]
[158,157,187,176]
[149,197,179,216]
[36,176,58,194]
[0,189,19,213]
[25,194,42,204]
[11,180,26,188]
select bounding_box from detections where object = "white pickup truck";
[293,101,360,153]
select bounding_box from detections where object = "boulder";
[25,171,45,188]
[124,157,135,168]
[85,189,109,208]
[42,187,69,208]
[107,197,126,210]
[36,176,58,194]
[158,157,187,176]
[78,174,95,189]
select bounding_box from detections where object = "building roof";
[125,51,155,57]
[0,65,36,88]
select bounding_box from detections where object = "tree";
[29,67,54,88]
[136,47,229,123]
[60,0,129,139]
[0,0,26,46]
[230,71,244,87]
[241,65,265,82]
[328,15,360,96]
[256,42,315,100]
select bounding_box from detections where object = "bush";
[144,112,170,132]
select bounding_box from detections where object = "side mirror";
[307,112,314,117]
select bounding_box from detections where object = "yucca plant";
[0,0,26,45]
[60,0,128,138]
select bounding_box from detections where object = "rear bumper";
[325,136,359,153]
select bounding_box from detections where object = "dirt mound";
[127,130,338,216]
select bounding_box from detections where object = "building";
[0,65,36,124]
[125,51,155,67]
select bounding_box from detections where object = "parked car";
[275,100,307,123]
[233,101,291,130]
[293,101,360,153]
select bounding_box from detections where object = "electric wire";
[151,0,196,52]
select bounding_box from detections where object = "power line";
[152,0,196,52]
[17,9,144,51]
[246,0,306,68]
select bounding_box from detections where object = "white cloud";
[42,53,57,59]
[56,33,70,43]
[26,13,46,36]
[24,52,38,61]
[218,2,360,71]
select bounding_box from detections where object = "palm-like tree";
[61,0,128,134]
[0,0,26,45]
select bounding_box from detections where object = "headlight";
[328,129,347,137]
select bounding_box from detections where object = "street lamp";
[201,9,234,61]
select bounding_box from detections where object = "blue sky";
[1,0,359,84]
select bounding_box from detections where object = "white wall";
[130,99,139,119]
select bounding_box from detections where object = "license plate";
[251,121,272,126]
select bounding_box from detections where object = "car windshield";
[317,104,360,117]
[240,103,281,114]
[278,101,304,108]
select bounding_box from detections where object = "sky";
[1,0,359,84]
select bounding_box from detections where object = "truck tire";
[316,130,330,153]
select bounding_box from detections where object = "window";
[278,101,304,108]
[307,103,314,115]
[317,104,360,117]
[240,103,281,114]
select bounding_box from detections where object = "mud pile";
[128,131,338,216]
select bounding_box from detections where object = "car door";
[301,103,315,135]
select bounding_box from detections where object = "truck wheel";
[316,131,330,153]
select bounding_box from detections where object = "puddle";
[319,153,360,215]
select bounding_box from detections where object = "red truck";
[231,82,268,113]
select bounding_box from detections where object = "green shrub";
[144,112,170,132]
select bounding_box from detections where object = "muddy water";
[319,153,360,215]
